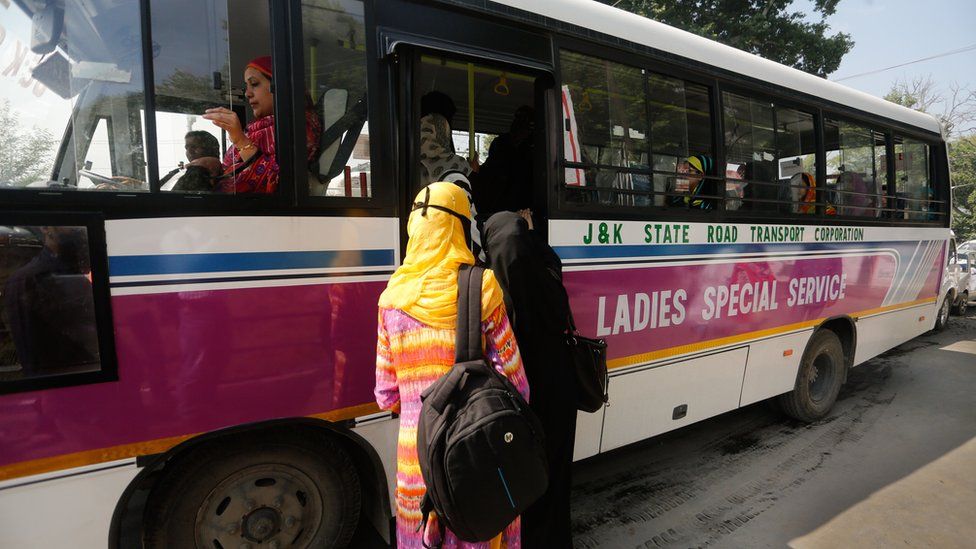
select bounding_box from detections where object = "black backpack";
[416,264,548,545]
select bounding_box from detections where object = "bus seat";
[310,91,369,196]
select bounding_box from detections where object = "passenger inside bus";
[790,172,817,214]
[671,155,716,210]
[414,55,542,224]
[157,132,222,192]
[476,106,536,219]
[200,56,322,194]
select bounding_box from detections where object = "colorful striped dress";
[375,303,530,548]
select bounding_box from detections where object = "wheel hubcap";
[808,354,833,403]
[195,464,323,548]
[243,507,280,542]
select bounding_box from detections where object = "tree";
[884,77,976,138]
[949,135,976,241]
[602,0,854,77]
[0,100,58,187]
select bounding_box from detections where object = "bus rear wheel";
[778,329,845,423]
[144,434,361,549]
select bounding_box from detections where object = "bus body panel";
[601,346,749,451]
[552,220,947,453]
[853,301,938,366]
[0,461,138,547]
[573,402,605,461]
[0,216,399,477]
[739,330,812,407]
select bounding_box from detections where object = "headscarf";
[482,212,569,338]
[684,154,715,210]
[791,172,816,214]
[419,114,471,187]
[378,182,502,328]
[246,56,273,79]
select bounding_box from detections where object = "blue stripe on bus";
[553,241,889,260]
[109,249,396,276]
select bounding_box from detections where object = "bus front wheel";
[778,329,845,423]
[144,433,361,549]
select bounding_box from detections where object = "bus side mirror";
[31,1,65,55]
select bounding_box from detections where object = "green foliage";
[949,135,976,240]
[604,0,854,77]
[0,100,57,187]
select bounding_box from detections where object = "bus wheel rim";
[194,464,323,548]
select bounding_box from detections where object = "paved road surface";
[571,311,976,548]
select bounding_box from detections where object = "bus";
[0,0,951,546]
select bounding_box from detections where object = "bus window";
[723,93,776,212]
[0,226,100,385]
[150,0,272,194]
[301,0,369,198]
[560,51,648,207]
[892,136,933,220]
[0,1,148,191]
[412,53,538,216]
[824,119,884,218]
[647,74,713,208]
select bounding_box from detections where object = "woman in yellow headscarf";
[375,182,529,548]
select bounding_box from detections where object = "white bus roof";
[492,0,943,136]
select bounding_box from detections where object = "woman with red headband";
[201,55,321,194]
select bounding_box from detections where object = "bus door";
[372,0,554,239]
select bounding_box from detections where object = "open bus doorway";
[406,50,553,242]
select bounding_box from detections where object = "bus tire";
[933,293,951,331]
[954,292,968,316]
[778,329,845,423]
[144,433,361,549]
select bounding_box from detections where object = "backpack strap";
[455,264,484,364]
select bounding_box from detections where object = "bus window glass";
[723,92,777,212]
[893,136,932,220]
[0,1,147,191]
[302,0,369,198]
[150,0,273,194]
[647,74,713,208]
[824,119,884,217]
[560,51,648,206]
[775,107,817,215]
[0,226,100,384]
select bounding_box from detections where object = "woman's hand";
[202,107,245,144]
[518,208,534,231]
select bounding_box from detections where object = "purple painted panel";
[564,250,940,363]
[0,281,384,468]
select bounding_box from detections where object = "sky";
[795,0,976,102]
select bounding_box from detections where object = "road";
[571,310,976,548]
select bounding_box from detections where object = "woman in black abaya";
[483,210,577,549]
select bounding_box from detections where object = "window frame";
[547,30,947,227]
[553,37,721,221]
[717,85,821,219]
[0,211,119,396]
[0,0,394,218]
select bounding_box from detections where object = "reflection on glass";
[825,119,884,217]
[303,0,370,198]
[0,0,147,191]
[0,226,100,382]
[893,137,932,220]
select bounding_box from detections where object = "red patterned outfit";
[220,110,322,194]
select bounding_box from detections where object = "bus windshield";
[1,0,148,190]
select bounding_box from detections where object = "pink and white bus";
[0,0,950,547]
